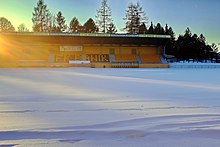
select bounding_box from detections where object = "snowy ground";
[0,68,220,147]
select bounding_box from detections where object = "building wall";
[55,46,160,55]
[53,45,161,62]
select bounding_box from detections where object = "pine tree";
[147,22,154,34]
[211,43,218,53]
[32,0,50,32]
[199,34,206,43]
[45,12,57,32]
[69,17,80,33]
[184,27,192,37]
[164,25,175,55]
[96,0,114,33]
[56,11,67,32]
[84,18,98,33]
[49,14,58,32]
[139,23,147,34]
[165,24,169,34]
[0,17,15,32]
[168,26,175,39]
[107,22,117,34]
[124,2,148,34]
[154,23,165,34]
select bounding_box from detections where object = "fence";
[170,63,220,68]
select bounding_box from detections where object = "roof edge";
[0,32,171,39]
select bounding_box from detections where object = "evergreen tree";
[45,12,57,32]
[164,25,175,55]
[32,0,50,32]
[167,26,175,39]
[0,17,15,32]
[96,0,114,33]
[69,17,80,33]
[124,2,148,34]
[107,22,117,34]
[199,34,206,43]
[56,11,67,32]
[172,28,218,61]
[211,43,218,53]
[49,14,58,32]
[165,24,169,34]
[154,23,165,34]
[17,24,29,32]
[84,18,98,33]
[184,27,192,37]
[147,22,154,34]
[139,23,147,34]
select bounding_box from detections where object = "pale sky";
[0,0,220,44]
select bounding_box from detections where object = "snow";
[0,68,220,146]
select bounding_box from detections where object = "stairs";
[109,54,116,63]
[136,54,142,64]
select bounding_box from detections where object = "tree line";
[0,0,218,60]
[0,0,168,34]
[166,28,219,61]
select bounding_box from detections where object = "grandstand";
[140,54,161,63]
[115,55,137,62]
[0,33,170,68]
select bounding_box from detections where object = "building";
[0,32,170,68]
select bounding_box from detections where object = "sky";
[0,0,220,45]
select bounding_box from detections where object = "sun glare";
[0,36,9,55]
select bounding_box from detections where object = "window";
[132,48,137,55]
[109,48,115,54]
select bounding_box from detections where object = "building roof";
[0,32,171,46]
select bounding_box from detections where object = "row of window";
[109,48,137,55]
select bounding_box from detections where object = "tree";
[139,23,147,34]
[0,17,15,32]
[124,2,148,34]
[167,26,175,39]
[56,11,67,32]
[199,34,206,43]
[17,24,29,32]
[32,0,50,32]
[154,23,165,34]
[184,27,192,37]
[172,28,218,61]
[107,22,117,34]
[164,24,169,34]
[211,43,218,53]
[147,22,154,34]
[96,0,114,33]
[84,18,98,33]
[69,17,80,33]
[164,25,175,55]
[46,13,58,32]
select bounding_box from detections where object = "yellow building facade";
[0,33,170,68]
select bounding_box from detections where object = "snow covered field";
[0,68,220,147]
